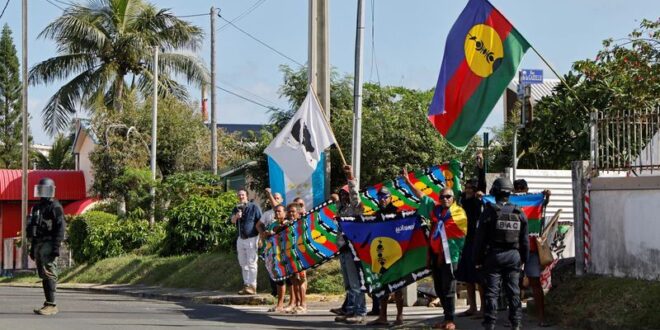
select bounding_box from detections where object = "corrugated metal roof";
[0,170,86,201]
[508,79,560,105]
[506,168,574,223]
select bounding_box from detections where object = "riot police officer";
[27,178,65,315]
[473,177,529,330]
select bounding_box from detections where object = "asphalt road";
[0,286,561,329]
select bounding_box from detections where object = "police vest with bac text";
[489,202,522,249]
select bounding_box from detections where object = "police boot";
[511,323,522,330]
[34,302,58,315]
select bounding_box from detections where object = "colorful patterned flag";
[360,161,463,215]
[483,192,546,250]
[261,201,340,281]
[339,212,431,299]
[428,0,530,150]
[428,203,469,264]
[261,162,464,281]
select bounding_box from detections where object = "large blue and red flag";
[339,212,431,299]
[428,0,530,149]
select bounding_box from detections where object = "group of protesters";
[229,152,553,329]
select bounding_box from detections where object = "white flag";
[264,90,336,184]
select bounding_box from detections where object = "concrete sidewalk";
[0,282,279,305]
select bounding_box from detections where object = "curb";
[0,282,275,306]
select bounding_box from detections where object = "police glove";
[51,246,60,258]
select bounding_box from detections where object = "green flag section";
[339,212,431,299]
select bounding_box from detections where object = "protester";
[402,168,462,330]
[513,179,552,327]
[456,179,484,318]
[230,189,263,295]
[284,203,308,314]
[263,204,290,313]
[367,186,405,327]
[257,188,284,297]
[474,177,529,330]
[293,197,307,216]
[330,165,368,324]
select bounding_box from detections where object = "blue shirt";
[232,202,262,239]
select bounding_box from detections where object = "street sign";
[520,69,543,85]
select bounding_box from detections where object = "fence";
[592,107,660,175]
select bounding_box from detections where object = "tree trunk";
[114,74,125,112]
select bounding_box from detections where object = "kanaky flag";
[428,0,530,150]
[265,89,336,184]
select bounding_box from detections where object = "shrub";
[67,211,151,263]
[160,192,237,256]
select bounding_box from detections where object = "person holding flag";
[402,168,466,330]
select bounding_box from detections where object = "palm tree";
[33,134,75,169]
[29,0,209,134]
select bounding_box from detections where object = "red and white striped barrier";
[583,180,591,272]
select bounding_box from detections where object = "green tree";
[33,133,75,169]
[494,18,660,170]
[0,24,27,169]
[29,0,209,134]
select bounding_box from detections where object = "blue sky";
[1,0,658,145]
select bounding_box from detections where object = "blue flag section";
[339,212,432,299]
[267,153,326,208]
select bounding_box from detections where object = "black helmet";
[34,177,56,199]
[490,177,513,197]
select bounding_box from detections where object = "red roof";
[0,170,87,201]
[63,197,98,215]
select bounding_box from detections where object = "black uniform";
[28,198,66,306]
[473,201,529,329]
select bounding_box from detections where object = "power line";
[216,85,283,111]
[217,14,305,67]
[219,79,280,108]
[217,0,266,32]
[44,0,65,11]
[0,0,11,20]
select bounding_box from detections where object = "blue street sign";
[520,69,543,84]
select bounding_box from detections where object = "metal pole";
[512,126,517,182]
[150,47,158,226]
[210,7,218,175]
[351,0,365,188]
[483,132,489,174]
[20,0,29,269]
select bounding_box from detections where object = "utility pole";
[210,6,218,175]
[20,0,29,269]
[150,47,158,226]
[309,0,330,195]
[351,0,365,188]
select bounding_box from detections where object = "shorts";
[524,252,541,278]
[275,278,292,286]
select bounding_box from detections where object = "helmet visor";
[34,184,55,198]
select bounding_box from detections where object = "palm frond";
[28,53,97,86]
[42,65,114,135]
[39,9,109,54]
[151,52,209,87]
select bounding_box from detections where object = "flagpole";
[351,0,366,188]
[308,85,348,167]
[530,46,593,114]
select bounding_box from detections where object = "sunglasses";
[439,195,453,200]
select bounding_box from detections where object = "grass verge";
[3,251,344,295]
[546,270,660,329]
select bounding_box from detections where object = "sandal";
[367,319,390,326]
[393,319,404,326]
[267,306,284,313]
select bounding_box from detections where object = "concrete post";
[572,160,589,276]
[402,282,417,307]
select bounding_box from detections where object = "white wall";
[590,176,660,280]
[79,137,95,197]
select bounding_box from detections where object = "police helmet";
[490,177,513,197]
[34,177,56,199]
